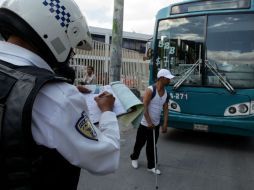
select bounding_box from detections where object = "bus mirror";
[143,48,153,61]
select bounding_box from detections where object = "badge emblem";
[75,111,98,141]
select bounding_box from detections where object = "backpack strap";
[151,84,156,100]
[165,92,170,104]
[151,84,169,104]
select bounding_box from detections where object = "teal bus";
[149,0,254,136]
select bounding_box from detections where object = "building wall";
[90,26,152,54]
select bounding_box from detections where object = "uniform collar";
[0,41,54,72]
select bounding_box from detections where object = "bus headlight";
[238,104,248,113]
[224,102,250,116]
[228,107,236,114]
[168,100,181,112]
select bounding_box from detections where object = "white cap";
[157,69,175,79]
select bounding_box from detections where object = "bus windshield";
[156,13,254,88]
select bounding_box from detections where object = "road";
[77,126,254,190]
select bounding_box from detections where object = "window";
[156,16,205,86]
[206,13,254,88]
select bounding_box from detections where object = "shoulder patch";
[75,111,98,141]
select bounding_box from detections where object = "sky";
[75,0,170,35]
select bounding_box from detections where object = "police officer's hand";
[94,91,115,112]
[77,85,92,93]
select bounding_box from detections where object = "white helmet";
[0,0,92,65]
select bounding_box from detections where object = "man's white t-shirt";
[141,85,168,127]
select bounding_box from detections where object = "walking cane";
[153,128,159,189]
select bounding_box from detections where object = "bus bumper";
[167,112,254,136]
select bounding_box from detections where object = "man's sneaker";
[147,168,161,175]
[131,160,138,169]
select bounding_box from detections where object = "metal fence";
[69,40,149,95]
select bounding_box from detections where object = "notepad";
[82,81,144,127]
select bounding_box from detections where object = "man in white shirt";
[130,69,175,175]
[0,1,120,190]
[81,66,97,85]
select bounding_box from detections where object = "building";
[90,26,152,54]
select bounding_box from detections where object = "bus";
[149,0,254,136]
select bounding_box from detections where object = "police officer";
[0,1,120,190]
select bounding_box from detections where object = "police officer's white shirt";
[0,41,120,174]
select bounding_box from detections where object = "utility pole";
[110,0,124,82]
